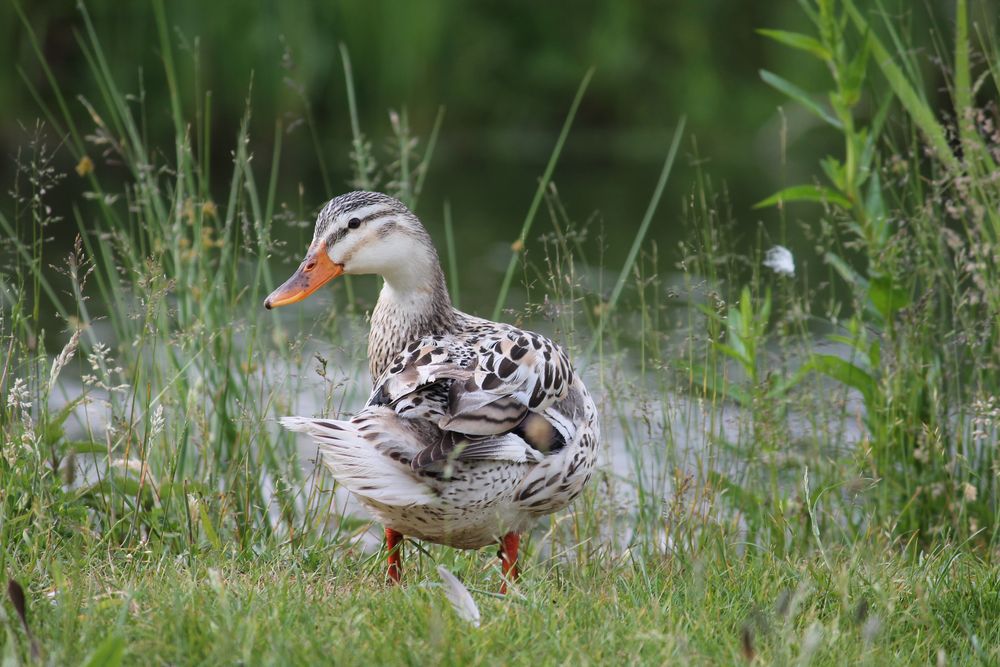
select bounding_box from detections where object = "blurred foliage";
[0,0,977,302]
[3,1,839,220]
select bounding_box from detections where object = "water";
[50,296,866,555]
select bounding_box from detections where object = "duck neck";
[368,251,457,382]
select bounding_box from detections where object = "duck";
[264,191,599,593]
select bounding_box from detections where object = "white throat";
[366,244,454,381]
[378,252,438,297]
[376,279,442,319]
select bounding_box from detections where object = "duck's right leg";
[385,527,404,584]
[498,531,520,594]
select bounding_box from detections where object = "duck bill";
[264,242,344,309]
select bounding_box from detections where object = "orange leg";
[499,532,520,594]
[385,527,403,584]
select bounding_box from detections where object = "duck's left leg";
[385,527,403,584]
[498,532,520,594]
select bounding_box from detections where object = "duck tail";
[280,415,435,506]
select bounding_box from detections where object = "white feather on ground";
[436,566,481,627]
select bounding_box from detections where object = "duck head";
[264,191,441,309]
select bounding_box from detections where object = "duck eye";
[347,217,361,229]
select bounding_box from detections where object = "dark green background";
[2,1,951,305]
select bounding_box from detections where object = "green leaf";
[714,342,750,368]
[739,286,753,335]
[157,481,181,502]
[66,440,107,455]
[198,501,222,550]
[951,0,996,173]
[953,0,975,155]
[757,28,831,60]
[868,338,881,370]
[760,70,843,129]
[725,307,748,362]
[81,633,125,667]
[841,0,960,174]
[694,302,723,324]
[757,289,772,334]
[820,156,846,191]
[807,354,875,405]
[827,334,869,356]
[688,363,750,407]
[754,184,852,209]
[859,94,894,184]
[953,0,971,115]
[334,515,373,533]
[823,252,868,289]
[766,364,812,399]
[842,33,871,107]
[44,395,87,444]
[707,470,764,516]
[868,276,910,321]
[864,170,888,246]
[75,471,143,502]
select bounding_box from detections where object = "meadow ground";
[7,535,1000,665]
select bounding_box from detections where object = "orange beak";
[264,241,344,309]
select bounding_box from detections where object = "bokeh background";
[2,1,947,307]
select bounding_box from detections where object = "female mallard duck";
[265,191,599,592]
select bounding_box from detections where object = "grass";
[2,0,1000,664]
[8,536,1000,665]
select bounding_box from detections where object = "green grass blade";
[760,69,843,129]
[443,200,460,310]
[954,0,972,128]
[339,43,374,192]
[585,116,685,359]
[11,0,86,154]
[411,105,446,213]
[152,0,188,179]
[0,211,69,322]
[491,68,594,320]
[81,634,125,667]
[265,119,284,226]
[756,28,831,60]
[753,184,852,209]
[842,0,960,174]
[952,0,996,175]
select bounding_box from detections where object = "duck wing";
[366,325,577,469]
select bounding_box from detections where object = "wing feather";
[366,324,577,465]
